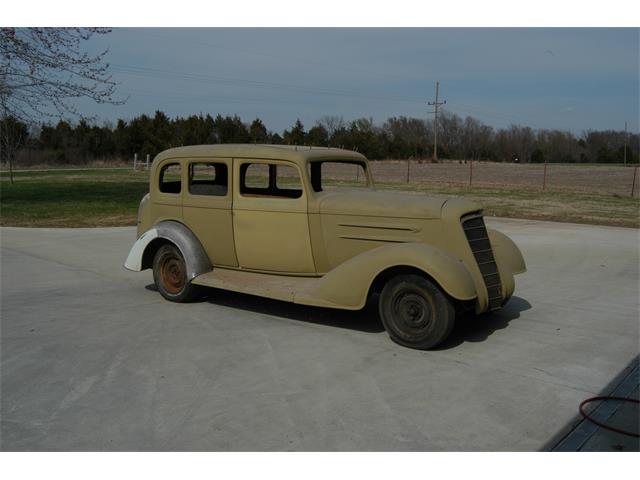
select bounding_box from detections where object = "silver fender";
[124,220,212,280]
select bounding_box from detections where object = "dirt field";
[321,160,640,197]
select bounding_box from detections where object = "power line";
[108,62,582,133]
[108,61,559,131]
[110,63,424,105]
[119,28,439,85]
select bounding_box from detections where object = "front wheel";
[152,244,202,302]
[378,274,455,350]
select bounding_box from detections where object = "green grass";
[1,167,131,179]
[1,169,638,228]
[1,170,149,227]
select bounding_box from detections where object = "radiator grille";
[461,214,503,310]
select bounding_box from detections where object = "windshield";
[308,160,372,192]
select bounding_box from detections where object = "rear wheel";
[378,274,455,350]
[152,244,201,302]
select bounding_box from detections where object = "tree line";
[2,110,638,166]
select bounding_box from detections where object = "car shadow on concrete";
[435,296,532,350]
[146,284,385,333]
[146,284,531,342]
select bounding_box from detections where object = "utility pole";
[623,121,628,166]
[428,81,446,162]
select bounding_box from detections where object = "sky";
[79,28,639,134]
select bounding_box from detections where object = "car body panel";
[191,241,477,310]
[317,212,430,273]
[317,190,445,219]
[231,158,316,273]
[298,241,478,309]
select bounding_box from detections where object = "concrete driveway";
[1,218,638,451]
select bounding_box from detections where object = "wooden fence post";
[469,159,473,186]
[406,158,410,183]
[543,161,548,191]
[133,153,137,171]
[632,165,638,197]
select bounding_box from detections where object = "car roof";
[153,144,367,168]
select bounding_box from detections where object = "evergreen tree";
[249,118,268,144]
[283,119,306,145]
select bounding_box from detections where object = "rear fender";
[299,242,477,310]
[124,220,212,280]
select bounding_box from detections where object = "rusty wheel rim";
[159,253,186,295]
[390,290,434,338]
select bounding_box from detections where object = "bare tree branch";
[0,27,125,179]
[0,27,126,125]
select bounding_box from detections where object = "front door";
[232,159,316,274]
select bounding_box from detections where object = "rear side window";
[159,163,182,194]
[188,162,228,196]
[240,162,302,199]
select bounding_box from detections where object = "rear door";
[182,158,238,267]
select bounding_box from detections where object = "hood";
[318,189,447,219]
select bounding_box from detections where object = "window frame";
[308,159,371,192]
[238,160,304,200]
[158,162,183,195]
[187,161,229,197]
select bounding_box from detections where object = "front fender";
[487,229,526,304]
[488,229,526,275]
[124,220,212,280]
[297,242,477,310]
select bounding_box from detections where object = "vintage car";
[125,144,525,349]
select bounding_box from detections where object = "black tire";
[152,244,201,302]
[378,274,455,350]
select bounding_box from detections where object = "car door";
[232,159,316,274]
[151,160,183,221]
[182,158,238,267]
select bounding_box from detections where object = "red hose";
[579,396,639,438]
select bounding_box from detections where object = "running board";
[192,268,321,305]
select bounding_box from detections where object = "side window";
[276,164,302,192]
[159,163,182,194]
[240,162,302,199]
[309,161,368,192]
[243,163,269,189]
[188,162,228,196]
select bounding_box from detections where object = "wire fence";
[320,160,640,198]
[3,155,638,198]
